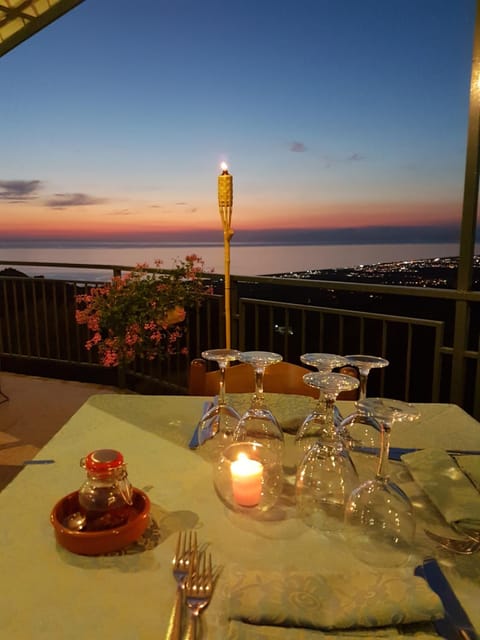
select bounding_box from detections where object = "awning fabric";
[0,0,84,58]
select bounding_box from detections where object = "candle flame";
[220,161,228,172]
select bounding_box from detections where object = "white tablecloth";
[0,396,478,639]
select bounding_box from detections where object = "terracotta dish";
[50,488,150,555]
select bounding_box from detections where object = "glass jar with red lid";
[78,449,133,530]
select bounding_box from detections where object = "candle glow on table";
[230,452,264,507]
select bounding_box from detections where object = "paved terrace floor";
[0,372,123,492]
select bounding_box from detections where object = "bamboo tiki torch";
[218,162,234,348]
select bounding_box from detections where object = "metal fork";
[424,528,480,555]
[166,531,197,640]
[184,550,214,640]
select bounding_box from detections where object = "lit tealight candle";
[230,452,263,507]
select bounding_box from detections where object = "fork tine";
[167,531,198,640]
[205,552,212,587]
[174,530,182,564]
[173,530,198,568]
[189,530,198,557]
[186,547,197,583]
[199,549,206,576]
[186,550,213,593]
[187,531,197,575]
[184,549,214,639]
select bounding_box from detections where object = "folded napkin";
[402,448,480,532]
[455,455,480,492]
[227,567,443,631]
[226,393,316,434]
[227,620,440,639]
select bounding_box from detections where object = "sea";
[0,242,478,281]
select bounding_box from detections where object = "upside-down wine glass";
[345,355,389,400]
[344,397,420,567]
[196,349,242,453]
[295,372,360,532]
[298,353,349,443]
[339,354,389,448]
[232,351,284,460]
[300,353,349,373]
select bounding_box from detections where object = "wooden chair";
[188,359,359,400]
[333,364,361,395]
[0,374,9,405]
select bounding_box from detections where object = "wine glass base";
[343,415,382,451]
[296,440,358,532]
[344,530,416,568]
[297,497,347,532]
[234,407,284,459]
[234,351,285,461]
[197,404,240,457]
[345,479,416,568]
[198,430,237,462]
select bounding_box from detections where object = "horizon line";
[0,239,470,249]
[0,222,474,246]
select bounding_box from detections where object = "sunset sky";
[0,0,477,246]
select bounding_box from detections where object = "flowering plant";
[75,254,211,367]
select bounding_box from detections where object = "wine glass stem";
[324,394,337,438]
[218,364,227,406]
[253,366,266,407]
[255,367,264,394]
[309,390,326,415]
[376,418,392,480]
[358,371,368,400]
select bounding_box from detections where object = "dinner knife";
[415,558,478,640]
[352,446,480,461]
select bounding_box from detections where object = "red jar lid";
[84,449,125,472]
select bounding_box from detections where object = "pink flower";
[74,255,211,367]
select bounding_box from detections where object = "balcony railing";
[0,260,479,419]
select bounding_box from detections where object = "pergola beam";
[458,0,480,291]
[450,0,480,405]
[0,0,85,58]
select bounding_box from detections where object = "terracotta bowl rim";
[50,487,150,539]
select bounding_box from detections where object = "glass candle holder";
[213,441,284,514]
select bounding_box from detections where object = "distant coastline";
[0,221,476,249]
[0,238,470,249]
[272,255,480,290]
[1,241,479,280]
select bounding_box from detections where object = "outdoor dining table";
[0,394,479,639]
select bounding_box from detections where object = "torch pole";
[220,206,234,348]
[218,164,234,348]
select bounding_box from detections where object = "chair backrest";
[188,359,254,396]
[333,364,361,400]
[188,359,360,400]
